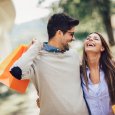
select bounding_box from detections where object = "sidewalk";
[0,84,40,115]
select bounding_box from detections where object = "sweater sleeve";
[10,40,43,79]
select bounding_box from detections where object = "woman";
[80,32,115,115]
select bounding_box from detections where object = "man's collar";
[43,42,69,53]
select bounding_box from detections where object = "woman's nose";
[88,37,93,41]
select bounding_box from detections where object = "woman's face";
[84,33,104,54]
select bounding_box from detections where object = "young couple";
[10,13,115,115]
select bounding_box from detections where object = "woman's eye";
[94,37,99,40]
[86,37,90,40]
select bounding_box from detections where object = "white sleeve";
[10,40,43,79]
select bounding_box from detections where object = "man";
[10,13,89,115]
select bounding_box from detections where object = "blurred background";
[0,0,115,115]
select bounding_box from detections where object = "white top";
[81,68,113,115]
[92,84,99,93]
[11,41,88,115]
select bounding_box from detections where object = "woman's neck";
[86,53,101,84]
[87,53,100,69]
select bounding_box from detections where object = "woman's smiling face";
[84,33,104,54]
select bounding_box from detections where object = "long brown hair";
[81,32,115,105]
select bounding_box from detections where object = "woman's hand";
[36,98,40,108]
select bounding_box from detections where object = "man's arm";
[10,40,42,79]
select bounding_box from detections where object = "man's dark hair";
[47,13,79,40]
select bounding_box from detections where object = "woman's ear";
[101,46,105,52]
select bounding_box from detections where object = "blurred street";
[0,84,40,115]
[0,0,115,115]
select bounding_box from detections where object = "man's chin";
[64,44,69,51]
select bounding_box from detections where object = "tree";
[96,0,115,46]
[59,0,115,46]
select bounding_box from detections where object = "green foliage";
[59,0,115,45]
[111,1,115,13]
[59,0,105,34]
[75,31,89,41]
[59,0,95,19]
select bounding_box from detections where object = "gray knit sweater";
[11,41,88,115]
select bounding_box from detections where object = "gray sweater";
[11,41,89,115]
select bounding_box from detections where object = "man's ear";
[56,30,63,37]
[101,46,105,52]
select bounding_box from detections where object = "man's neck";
[48,39,64,51]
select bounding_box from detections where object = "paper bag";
[0,45,30,93]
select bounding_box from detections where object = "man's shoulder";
[68,47,78,54]
[67,48,80,61]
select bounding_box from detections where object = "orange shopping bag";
[0,45,30,93]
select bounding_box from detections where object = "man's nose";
[72,36,76,41]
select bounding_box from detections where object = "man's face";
[61,27,75,49]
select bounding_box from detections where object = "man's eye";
[67,32,74,37]
[71,33,74,36]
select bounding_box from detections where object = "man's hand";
[36,98,40,108]
[28,38,37,49]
